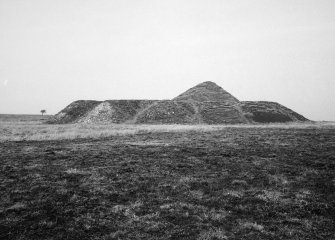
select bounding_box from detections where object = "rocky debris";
[78,100,158,124]
[47,100,101,124]
[48,81,309,124]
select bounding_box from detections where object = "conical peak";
[195,81,220,88]
[174,81,240,104]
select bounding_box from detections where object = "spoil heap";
[48,81,309,124]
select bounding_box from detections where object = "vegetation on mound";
[199,102,248,124]
[135,101,197,124]
[241,101,309,123]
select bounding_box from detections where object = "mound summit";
[48,81,308,124]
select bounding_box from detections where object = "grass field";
[1,114,334,142]
[0,115,335,239]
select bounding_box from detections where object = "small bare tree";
[41,109,46,116]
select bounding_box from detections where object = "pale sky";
[1,0,335,120]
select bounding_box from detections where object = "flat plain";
[0,115,335,239]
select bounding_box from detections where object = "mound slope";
[78,100,158,124]
[241,101,308,123]
[49,81,309,124]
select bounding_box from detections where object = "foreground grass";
[0,124,335,239]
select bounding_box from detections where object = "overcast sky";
[1,0,334,120]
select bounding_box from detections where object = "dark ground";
[1,127,335,239]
